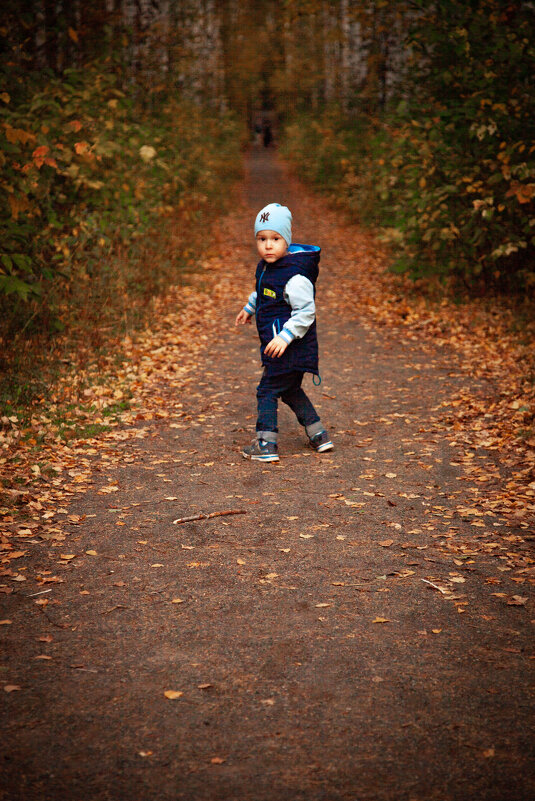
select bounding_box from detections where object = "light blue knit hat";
[254,203,292,247]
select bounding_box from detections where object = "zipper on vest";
[258,265,266,296]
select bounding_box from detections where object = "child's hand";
[264,335,288,358]
[235,309,252,326]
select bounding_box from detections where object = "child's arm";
[281,275,315,341]
[235,291,257,326]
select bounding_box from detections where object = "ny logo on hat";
[260,212,270,223]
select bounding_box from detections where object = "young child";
[235,202,333,462]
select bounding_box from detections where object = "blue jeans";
[256,371,320,434]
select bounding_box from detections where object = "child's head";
[254,203,292,263]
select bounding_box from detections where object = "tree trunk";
[43,0,58,72]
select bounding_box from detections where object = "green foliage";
[282,0,535,293]
[0,66,243,335]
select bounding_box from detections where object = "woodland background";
[1,0,534,409]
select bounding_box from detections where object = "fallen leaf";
[138,750,153,757]
[171,598,184,604]
[236,558,246,565]
[372,617,390,624]
[198,683,212,689]
[210,757,225,764]
[378,539,394,547]
[163,690,183,699]
[315,603,331,608]
[0,620,12,625]
[4,684,21,692]
[85,550,98,556]
[507,595,528,606]
[299,533,314,539]
[36,575,63,585]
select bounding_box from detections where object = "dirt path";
[1,148,533,801]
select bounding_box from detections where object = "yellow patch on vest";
[263,288,276,298]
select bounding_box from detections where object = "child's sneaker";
[242,438,279,462]
[309,430,333,453]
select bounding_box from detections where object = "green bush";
[0,66,243,334]
[281,1,535,294]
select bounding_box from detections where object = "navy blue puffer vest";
[255,243,320,376]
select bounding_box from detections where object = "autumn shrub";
[282,2,535,296]
[0,66,243,339]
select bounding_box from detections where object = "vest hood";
[286,243,321,256]
[275,243,320,276]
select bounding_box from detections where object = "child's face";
[256,230,288,263]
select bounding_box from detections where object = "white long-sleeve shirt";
[243,274,315,343]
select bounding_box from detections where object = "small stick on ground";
[172,509,247,525]
[103,604,130,614]
[421,578,450,595]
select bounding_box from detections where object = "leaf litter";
[0,158,531,639]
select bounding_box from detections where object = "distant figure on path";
[235,203,333,462]
[262,119,272,147]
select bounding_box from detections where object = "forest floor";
[1,147,534,801]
